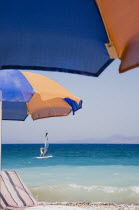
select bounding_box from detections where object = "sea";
[2,144,139,204]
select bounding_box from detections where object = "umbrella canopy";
[0,69,82,121]
[0,0,112,77]
[96,0,139,73]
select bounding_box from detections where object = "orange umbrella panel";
[27,94,73,120]
[23,71,82,120]
[96,0,139,73]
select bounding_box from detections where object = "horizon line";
[2,142,139,145]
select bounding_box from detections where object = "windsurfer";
[39,131,49,157]
[40,146,44,157]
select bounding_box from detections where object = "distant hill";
[57,135,139,144]
[5,135,139,144]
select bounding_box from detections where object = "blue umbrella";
[0,0,113,77]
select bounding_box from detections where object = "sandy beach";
[25,202,139,210]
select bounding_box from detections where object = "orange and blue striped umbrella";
[0,69,82,121]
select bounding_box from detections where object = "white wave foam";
[130,186,139,194]
[69,184,126,193]
[25,206,90,210]
[31,184,139,203]
[69,184,97,191]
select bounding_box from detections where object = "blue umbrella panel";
[0,0,113,76]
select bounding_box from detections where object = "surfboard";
[36,155,53,159]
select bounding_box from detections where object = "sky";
[2,59,139,144]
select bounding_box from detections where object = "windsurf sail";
[43,133,49,156]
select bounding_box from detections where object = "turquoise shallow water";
[2,144,139,203]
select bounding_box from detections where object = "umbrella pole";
[0,101,2,172]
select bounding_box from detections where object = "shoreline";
[25,202,139,210]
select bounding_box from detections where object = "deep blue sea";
[2,144,139,203]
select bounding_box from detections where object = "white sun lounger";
[0,171,39,209]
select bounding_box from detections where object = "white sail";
[43,136,49,156]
